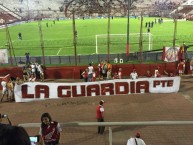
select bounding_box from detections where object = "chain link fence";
[2,51,193,66]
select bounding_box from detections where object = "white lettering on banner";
[14,77,181,102]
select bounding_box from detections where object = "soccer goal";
[95,33,153,54]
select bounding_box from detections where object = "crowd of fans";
[0,60,44,102]
[80,58,187,83]
[0,77,22,102]
[23,62,44,82]
[1,57,190,102]
[154,0,181,11]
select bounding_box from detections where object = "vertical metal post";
[4,19,17,66]
[109,127,112,145]
[72,10,77,66]
[126,0,130,60]
[173,12,178,62]
[139,11,143,63]
[107,7,111,62]
[5,24,13,66]
[27,0,30,21]
[173,17,177,48]
[96,35,98,54]
[38,20,45,66]
[148,33,151,51]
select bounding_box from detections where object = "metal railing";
[19,121,193,145]
[3,51,193,66]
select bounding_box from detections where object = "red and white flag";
[162,46,180,62]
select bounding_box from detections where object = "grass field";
[0,17,193,56]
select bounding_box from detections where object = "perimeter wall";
[0,62,191,81]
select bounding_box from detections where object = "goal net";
[95,33,153,54]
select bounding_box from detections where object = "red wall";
[107,62,179,77]
[0,62,190,82]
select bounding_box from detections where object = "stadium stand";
[0,4,21,24]
[0,0,189,19]
[0,0,65,19]
[179,6,193,13]
[170,0,193,20]
[186,11,193,20]
[0,13,19,24]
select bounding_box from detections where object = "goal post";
[95,33,153,54]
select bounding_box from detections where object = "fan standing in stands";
[130,69,138,80]
[88,63,93,82]
[183,42,193,61]
[177,59,185,76]
[25,53,30,65]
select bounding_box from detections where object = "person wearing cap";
[130,69,138,80]
[126,132,146,145]
[96,100,105,134]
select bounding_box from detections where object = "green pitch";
[0,17,192,56]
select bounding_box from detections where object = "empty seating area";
[178,6,193,13]
[0,13,18,23]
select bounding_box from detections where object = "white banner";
[14,77,181,103]
[0,49,8,63]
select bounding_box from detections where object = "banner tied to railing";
[14,77,181,103]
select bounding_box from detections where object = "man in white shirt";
[130,69,138,80]
[126,132,146,145]
[88,63,93,82]
[30,63,36,75]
